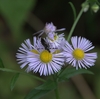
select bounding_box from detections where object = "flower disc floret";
[40,50,52,63]
[73,48,85,60]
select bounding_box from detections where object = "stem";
[67,7,84,42]
[52,75,60,99]
[54,86,60,99]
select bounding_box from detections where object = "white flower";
[63,36,97,69]
[46,32,66,48]
[34,22,65,37]
[16,37,65,76]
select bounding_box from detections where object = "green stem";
[67,7,84,42]
[54,86,60,99]
[52,75,60,99]
[0,68,46,82]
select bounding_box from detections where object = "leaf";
[69,2,77,21]
[36,80,56,90]
[10,73,20,91]
[25,89,50,99]
[0,0,36,36]
[24,80,56,99]
[0,58,4,68]
[0,68,45,82]
[58,68,93,81]
[0,68,20,73]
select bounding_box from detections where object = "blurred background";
[0,0,100,99]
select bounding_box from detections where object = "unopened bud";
[91,3,99,13]
[82,2,89,12]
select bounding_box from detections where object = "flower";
[63,36,97,69]
[16,39,33,69]
[16,37,65,76]
[46,32,66,48]
[33,22,65,37]
[44,22,57,34]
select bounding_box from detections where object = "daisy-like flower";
[46,32,66,48]
[33,22,65,37]
[63,36,97,69]
[16,37,65,76]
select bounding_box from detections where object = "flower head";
[16,37,65,76]
[34,22,65,37]
[44,22,57,34]
[63,36,97,69]
[46,32,66,48]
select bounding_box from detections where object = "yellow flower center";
[31,49,39,54]
[40,50,52,63]
[73,48,85,60]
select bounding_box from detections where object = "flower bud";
[82,2,89,12]
[91,3,99,13]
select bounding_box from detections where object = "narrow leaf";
[10,73,20,91]
[0,68,45,82]
[24,80,56,99]
[58,68,93,80]
[0,58,4,68]
[69,2,77,21]
[24,89,50,99]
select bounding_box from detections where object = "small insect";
[41,38,50,52]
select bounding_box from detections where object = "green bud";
[91,3,99,13]
[82,2,89,12]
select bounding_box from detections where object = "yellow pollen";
[40,50,52,63]
[54,34,57,40]
[53,50,61,54]
[73,48,85,60]
[31,49,39,54]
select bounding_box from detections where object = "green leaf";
[0,68,45,82]
[24,80,56,99]
[10,73,20,91]
[25,89,50,99]
[0,58,4,68]
[58,68,93,81]
[0,0,36,37]
[36,80,56,90]
[69,2,77,21]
